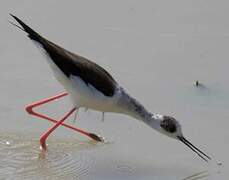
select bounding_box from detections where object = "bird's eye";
[160,116,176,133]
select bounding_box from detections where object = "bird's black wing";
[10,14,117,96]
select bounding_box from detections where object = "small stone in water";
[195,80,199,86]
[217,161,222,166]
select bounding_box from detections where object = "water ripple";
[0,133,100,180]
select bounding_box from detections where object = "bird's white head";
[146,114,211,162]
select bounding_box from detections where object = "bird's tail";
[9,14,44,44]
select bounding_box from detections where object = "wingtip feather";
[9,14,42,42]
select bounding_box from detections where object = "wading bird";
[10,14,211,162]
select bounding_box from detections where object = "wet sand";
[1,0,229,179]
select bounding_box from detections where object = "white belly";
[33,40,123,113]
[46,57,121,112]
[69,75,119,111]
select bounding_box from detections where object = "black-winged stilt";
[10,14,211,162]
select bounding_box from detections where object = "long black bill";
[177,136,211,162]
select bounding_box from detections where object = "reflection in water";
[0,133,102,180]
[182,171,209,180]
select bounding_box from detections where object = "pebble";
[217,161,222,166]
[194,80,200,86]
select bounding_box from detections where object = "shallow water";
[0,133,213,180]
[0,133,99,179]
[1,0,229,179]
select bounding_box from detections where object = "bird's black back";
[11,14,117,97]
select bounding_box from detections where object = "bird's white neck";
[117,88,160,130]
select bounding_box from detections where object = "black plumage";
[10,14,117,97]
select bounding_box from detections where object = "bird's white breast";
[34,42,123,113]
[69,75,122,112]
[45,55,121,112]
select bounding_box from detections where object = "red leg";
[25,92,102,149]
[40,107,76,150]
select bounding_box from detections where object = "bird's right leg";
[39,107,76,150]
[25,92,103,150]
